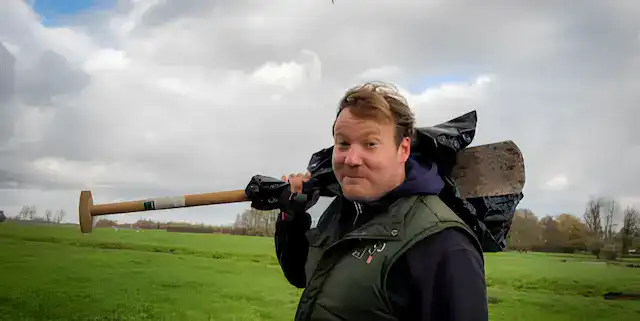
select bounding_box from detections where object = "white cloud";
[543,175,569,190]
[250,61,306,91]
[409,75,493,104]
[359,65,402,80]
[83,48,131,72]
[1,42,21,56]
[399,74,495,129]
[30,157,160,189]
[250,50,322,91]
[10,106,55,144]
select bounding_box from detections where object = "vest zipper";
[352,202,362,227]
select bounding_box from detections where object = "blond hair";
[335,81,415,145]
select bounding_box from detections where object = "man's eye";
[365,142,378,148]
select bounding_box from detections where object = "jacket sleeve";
[274,210,312,288]
[432,235,488,321]
[400,228,489,321]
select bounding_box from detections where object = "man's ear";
[398,137,411,162]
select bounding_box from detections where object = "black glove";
[278,188,320,221]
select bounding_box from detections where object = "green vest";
[294,194,481,321]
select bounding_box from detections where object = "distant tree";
[0,210,6,222]
[44,209,53,222]
[620,206,640,256]
[603,199,619,241]
[54,209,66,223]
[556,213,588,251]
[507,208,542,251]
[17,205,36,220]
[583,197,606,256]
[95,219,118,228]
[233,208,279,236]
[27,205,37,220]
[539,215,563,251]
[583,197,604,238]
[18,206,29,220]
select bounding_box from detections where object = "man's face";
[332,108,411,201]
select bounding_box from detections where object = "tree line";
[92,208,282,237]
[507,196,639,259]
[6,205,67,224]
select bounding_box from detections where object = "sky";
[0,0,639,227]
[26,0,117,26]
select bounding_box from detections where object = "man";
[275,81,488,321]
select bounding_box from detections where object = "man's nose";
[344,147,364,166]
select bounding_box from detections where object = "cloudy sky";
[1,0,639,227]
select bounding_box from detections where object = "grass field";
[1,222,639,321]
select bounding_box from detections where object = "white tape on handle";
[147,196,186,210]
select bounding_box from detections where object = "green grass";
[1,222,639,321]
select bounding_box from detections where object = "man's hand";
[278,172,319,221]
[282,172,311,194]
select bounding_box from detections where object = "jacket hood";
[387,157,445,199]
[339,157,445,228]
